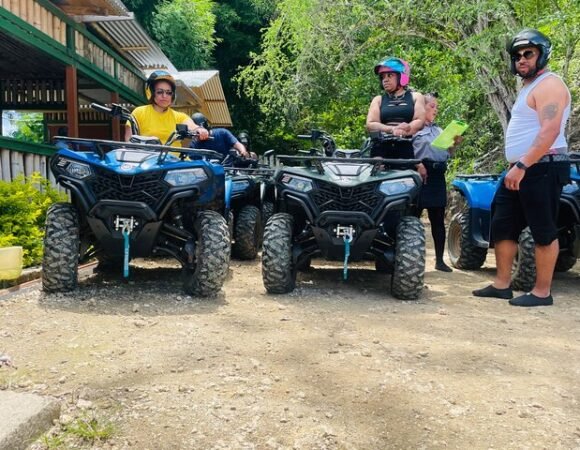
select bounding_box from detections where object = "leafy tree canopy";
[237,0,579,168]
[151,0,218,70]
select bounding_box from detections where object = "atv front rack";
[276,155,421,175]
[52,137,223,163]
[224,166,275,177]
[455,174,501,180]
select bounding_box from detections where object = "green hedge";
[0,174,67,267]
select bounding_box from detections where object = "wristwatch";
[515,161,528,171]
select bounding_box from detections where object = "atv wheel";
[261,201,274,227]
[233,205,262,260]
[262,213,295,294]
[511,227,535,292]
[555,252,577,272]
[42,203,80,292]
[184,211,231,297]
[447,212,488,269]
[391,216,425,300]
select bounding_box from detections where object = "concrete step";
[0,391,60,450]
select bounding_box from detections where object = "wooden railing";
[0,0,145,102]
[0,137,57,186]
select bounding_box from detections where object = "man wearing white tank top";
[473,29,571,307]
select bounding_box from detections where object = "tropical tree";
[151,0,218,70]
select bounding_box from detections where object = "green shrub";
[0,173,67,267]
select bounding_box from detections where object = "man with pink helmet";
[366,57,426,160]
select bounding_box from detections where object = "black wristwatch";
[515,160,528,171]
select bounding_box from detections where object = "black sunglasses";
[426,92,439,98]
[511,50,536,62]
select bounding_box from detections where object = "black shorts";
[490,162,570,246]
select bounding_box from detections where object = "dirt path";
[1,242,579,450]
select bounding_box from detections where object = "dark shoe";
[509,292,553,307]
[472,284,513,299]
[435,261,453,272]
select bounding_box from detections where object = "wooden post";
[111,91,120,141]
[65,65,78,137]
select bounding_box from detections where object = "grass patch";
[35,413,116,449]
[39,434,66,449]
[64,414,116,443]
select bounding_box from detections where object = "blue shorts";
[490,161,570,246]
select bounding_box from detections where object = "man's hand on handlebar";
[192,126,210,140]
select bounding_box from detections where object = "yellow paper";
[431,120,468,150]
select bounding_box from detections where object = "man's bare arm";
[520,77,568,167]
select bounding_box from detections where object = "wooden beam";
[65,65,78,137]
[111,91,120,141]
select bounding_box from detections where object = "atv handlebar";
[90,102,138,135]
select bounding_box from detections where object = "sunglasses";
[154,89,173,96]
[511,50,536,62]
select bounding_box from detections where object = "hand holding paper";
[431,120,468,150]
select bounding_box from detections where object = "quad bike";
[448,152,580,291]
[42,103,231,297]
[261,130,426,300]
[221,151,274,260]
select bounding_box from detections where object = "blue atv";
[447,153,580,290]
[42,103,231,297]
[222,152,274,260]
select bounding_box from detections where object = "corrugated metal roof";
[51,0,128,17]
[83,15,177,72]
[177,71,232,127]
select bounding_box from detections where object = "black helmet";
[507,28,552,76]
[238,131,250,146]
[145,70,176,102]
[191,112,209,129]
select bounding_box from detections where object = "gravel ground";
[1,242,579,450]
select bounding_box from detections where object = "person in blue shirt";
[189,112,249,158]
[412,93,462,273]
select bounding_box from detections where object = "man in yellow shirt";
[125,70,209,146]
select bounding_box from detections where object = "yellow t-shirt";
[129,104,190,147]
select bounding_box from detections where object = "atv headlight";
[281,175,313,193]
[379,177,416,195]
[65,161,92,179]
[232,180,250,193]
[164,168,207,186]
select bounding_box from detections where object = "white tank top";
[505,72,571,163]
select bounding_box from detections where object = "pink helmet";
[374,57,411,87]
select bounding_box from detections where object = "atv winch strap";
[122,227,130,278]
[343,234,353,280]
